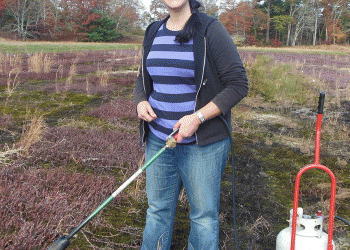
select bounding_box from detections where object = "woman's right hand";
[137,101,158,122]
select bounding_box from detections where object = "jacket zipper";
[194,37,207,145]
[141,46,146,145]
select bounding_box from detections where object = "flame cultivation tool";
[276,92,338,250]
[290,92,336,250]
[47,129,180,250]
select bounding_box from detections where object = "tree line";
[0,0,349,45]
[0,0,145,42]
[218,0,350,46]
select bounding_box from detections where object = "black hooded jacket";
[134,12,249,147]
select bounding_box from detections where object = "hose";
[323,216,350,237]
[335,216,350,227]
[219,115,237,250]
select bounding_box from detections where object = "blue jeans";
[141,130,230,250]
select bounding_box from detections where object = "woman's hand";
[173,113,202,143]
[137,101,157,122]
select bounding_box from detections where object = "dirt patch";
[218,96,350,249]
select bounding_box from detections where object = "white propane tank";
[276,208,336,250]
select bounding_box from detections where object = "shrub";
[0,164,120,249]
[88,98,136,117]
[246,35,257,46]
[20,126,143,174]
[246,55,311,104]
[271,38,282,47]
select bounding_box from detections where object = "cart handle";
[291,165,336,250]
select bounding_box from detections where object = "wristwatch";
[195,111,205,123]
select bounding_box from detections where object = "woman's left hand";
[173,113,202,143]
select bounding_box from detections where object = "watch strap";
[196,111,205,123]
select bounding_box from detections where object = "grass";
[17,110,45,155]
[1,38,348,56]
[28,52,55,73]
[0,42,142,54]
[239,45,350,56]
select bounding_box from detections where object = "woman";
[134,0,248,249]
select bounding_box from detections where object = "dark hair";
[174,0,203,44]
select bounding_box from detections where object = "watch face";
[196,111,204,122]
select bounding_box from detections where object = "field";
[0,42,349,250]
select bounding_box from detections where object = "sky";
[141,0,152,12]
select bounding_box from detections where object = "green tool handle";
[66,145,167,240]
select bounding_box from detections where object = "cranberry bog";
[0,44,349,249]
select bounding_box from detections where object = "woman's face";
[162,0,189,11]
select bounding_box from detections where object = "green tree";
[341,4,350,43]
[86,15,122,42]
[271,15,293,41]
[256,0,289,43]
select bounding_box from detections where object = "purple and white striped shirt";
[146,22,196,143]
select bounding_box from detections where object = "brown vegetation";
[0,46,349,249]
